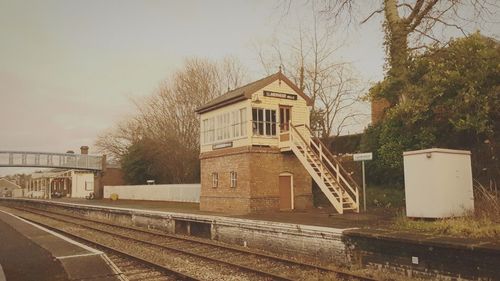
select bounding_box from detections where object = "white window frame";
[252,108,277,136]
[201,107,248,145]
[240,108,247,137]
[85,181,93,191]
[230,171,237,188]
[212,172,218,188]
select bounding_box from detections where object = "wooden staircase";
[284,124,360,214]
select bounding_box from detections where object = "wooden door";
[279,106,291,132]
[279,175,292,210]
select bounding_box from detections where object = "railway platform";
[0,207,122,281]
[50,197,395,229]
[38,198,500,255]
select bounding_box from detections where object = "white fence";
[103,184,200,203]
[11,189,25,198]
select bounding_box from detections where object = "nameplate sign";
[353,152,373,161]
[263,91,297,101]
[212,142,233,150]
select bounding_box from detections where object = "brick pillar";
[80,146,89,155]
[371,98,391,124]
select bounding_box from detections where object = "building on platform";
[195,71,316,213]
[26,169,95,199]
[196,71,361,214]
[0,178,22,197]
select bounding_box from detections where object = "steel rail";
[14,205,378,281]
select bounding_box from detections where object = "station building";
[26,169,95,199]
[0,178,22,197]
[196,71,360,214]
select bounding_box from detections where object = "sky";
[0,0,497,176]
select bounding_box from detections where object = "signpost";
[353,152,373,212]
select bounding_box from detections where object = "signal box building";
[196,72,360,214]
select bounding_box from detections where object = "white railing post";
[355,188,360,211]
[319,148,324,180]
[336,163,340,182]
[340,190,344,212]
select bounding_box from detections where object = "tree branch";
[413,28,441,43]
[360,7,384,24]
[409,0,439,32]
[404,0,425,24]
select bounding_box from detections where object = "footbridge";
[0,151,103,171]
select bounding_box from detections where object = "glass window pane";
[240,108,246,122]
[258,122,264,135]
[240,108,247,137]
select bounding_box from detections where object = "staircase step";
[291,131,360,215]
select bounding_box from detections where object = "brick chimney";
[80,146,89,155]
[371,98,391,124]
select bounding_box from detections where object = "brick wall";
[101,168,126,186]
[200,146,312,213]
[94,167,126,199]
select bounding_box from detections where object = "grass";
[365,184,405,208]
[393,212,500,239]
[363,183,500,239]
[391,183,500,239]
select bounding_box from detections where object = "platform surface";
[50,198,395,229]
[0,208,121,281]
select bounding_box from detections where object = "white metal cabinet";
[403,148,474,218]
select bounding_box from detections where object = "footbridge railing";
[0,151,103,171]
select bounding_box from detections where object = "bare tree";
[315,67,363,138]
[257,7,365,138]
[95,118,142,162]
[96,57,248,183]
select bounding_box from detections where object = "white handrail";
[289,123,359,211]
[289,126,343,198]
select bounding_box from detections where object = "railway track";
[7,205,378,281]
[76,235,197,281]
[10,210,201,281]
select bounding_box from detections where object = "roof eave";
[195,95,248,114]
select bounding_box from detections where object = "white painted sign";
[263,90,297,100]
[212,141,233,150]
[353,152,373,162]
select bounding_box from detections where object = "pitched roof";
[0,178,21,189]
[195,72,313,114]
